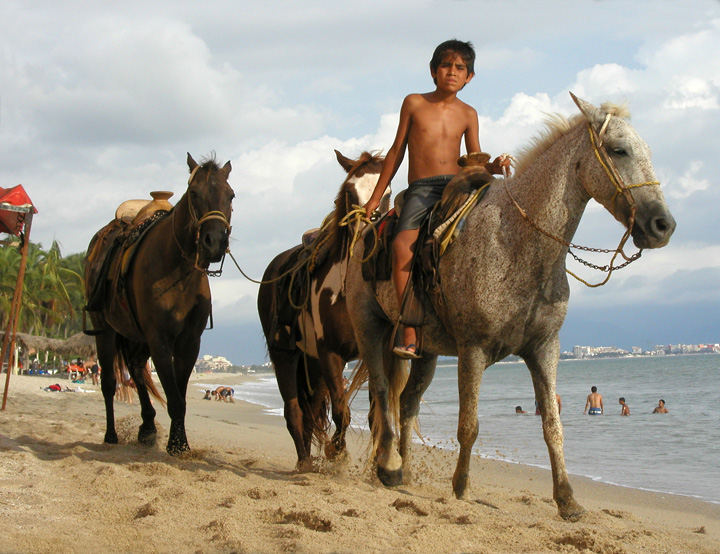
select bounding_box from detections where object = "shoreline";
[200,371,720,507]
[1,373,718,552]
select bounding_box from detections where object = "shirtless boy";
[364,39,509,358]
[653,398,668,413]
[584,386,604,415]
[619,397,630,416]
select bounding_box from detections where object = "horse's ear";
[187,153,198,173]
[335,149,355,174]
[221,161,232,179]
[569,92,602,126]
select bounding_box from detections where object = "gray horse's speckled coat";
[345,95,675,520]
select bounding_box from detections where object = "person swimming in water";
[652,398,668,413]
[619,397,630,416]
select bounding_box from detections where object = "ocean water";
[198,353,720,504]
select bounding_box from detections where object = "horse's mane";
[513,103,630,177]
[198,154,221,172]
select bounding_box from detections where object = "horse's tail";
[297,355,331,450]
[349,355,409,463]
[113,356,166,407]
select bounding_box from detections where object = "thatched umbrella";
[0,331,97,365]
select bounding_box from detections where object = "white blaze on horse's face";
[348,171,385,207]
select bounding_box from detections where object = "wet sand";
[1,373,718,553]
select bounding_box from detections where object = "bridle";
[172,165,232,276]
[504,113,660,287]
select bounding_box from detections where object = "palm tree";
[0,239,86,338]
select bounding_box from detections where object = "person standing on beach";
[653,399,669,413]
[584,386,603,415]
[619,397,630,416]
[363,38,510,359]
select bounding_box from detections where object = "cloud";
[3,1,720,362]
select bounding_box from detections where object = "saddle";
[362,153,494,328]
[83,193,174,334]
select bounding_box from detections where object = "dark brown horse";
[257,150,389,471]
[84,153,234,454]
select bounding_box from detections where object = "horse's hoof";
[377,465,403,487]
[558,501,586,522]
[324,440,346,460]
[166,442,190,456]
[138,428,157,446]
[296,458,313,473]
[104,433,118,444]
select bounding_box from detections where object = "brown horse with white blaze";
[84,153,234,455]
[257,150,389,471]
[344,94,675,520]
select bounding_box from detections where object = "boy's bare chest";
[412,105,466,138]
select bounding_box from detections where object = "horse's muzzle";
[200,227,229,264]
[631,202,676,249]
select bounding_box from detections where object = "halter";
[172,165,232,276]
[504,113,660,287]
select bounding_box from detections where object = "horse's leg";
[130,354,157,446]
[399,354,437,482]
[366,326,403,487]
[165,332,207,455]
[319,350,350,460]
[525,340,585,520]
[452,346,487,499]
[96,330,118,444]
[272,348,313,471]
[149,341,190,455]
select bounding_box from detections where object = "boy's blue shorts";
[396,175,454,232]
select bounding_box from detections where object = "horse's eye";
[611,147,627,156]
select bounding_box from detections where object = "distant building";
[194,354,233,373]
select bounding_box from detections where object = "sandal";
[392,344,421,359]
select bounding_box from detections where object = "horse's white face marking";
[348,172,383,206]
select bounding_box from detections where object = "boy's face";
[431,52,473,91]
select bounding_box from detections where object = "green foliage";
[0,238,86,338]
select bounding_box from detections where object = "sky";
[2,1,719,364]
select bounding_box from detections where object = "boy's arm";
[464,107,481,154]
[364,95,415,218]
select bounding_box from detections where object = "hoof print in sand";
[391,498,428,517]
[273,508,333,532]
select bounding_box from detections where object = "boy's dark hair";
[430,39,475,79]
[619,397,625,403]
[591,386,597,393]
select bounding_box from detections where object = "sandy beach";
[1,372,718,553]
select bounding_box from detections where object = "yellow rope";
[337,205,380,262]
[437,183,491,256]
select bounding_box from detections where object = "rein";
[504,116,660,287]
[172,167,232,276]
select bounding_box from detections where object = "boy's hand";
[487,154,512,176]
[364,197,381,219]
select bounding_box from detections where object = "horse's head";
[186,153,235,266]
[334,150,388,215]
[571,93,675,249]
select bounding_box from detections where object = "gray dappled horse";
[258,151,389,471]
[344,95,676,519]
[84,154,234,455]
